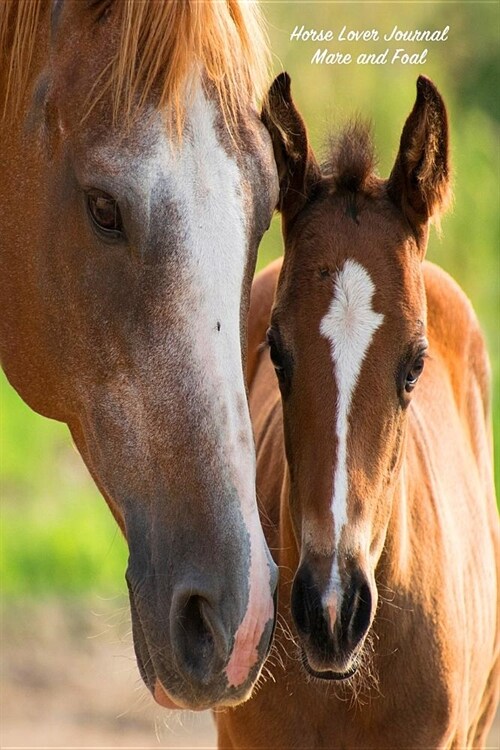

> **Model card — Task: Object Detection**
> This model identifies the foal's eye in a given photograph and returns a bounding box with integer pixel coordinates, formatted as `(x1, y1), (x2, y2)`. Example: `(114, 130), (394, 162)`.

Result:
(405, 355), (426, 393)
(266, 327), (291, 394)
(266, 328), (285, 376)
(87, 190), (124, 238)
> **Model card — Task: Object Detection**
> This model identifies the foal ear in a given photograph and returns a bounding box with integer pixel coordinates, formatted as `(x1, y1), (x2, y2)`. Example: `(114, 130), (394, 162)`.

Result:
(388, 76), (451, 235)
(261, 72), (321, 221)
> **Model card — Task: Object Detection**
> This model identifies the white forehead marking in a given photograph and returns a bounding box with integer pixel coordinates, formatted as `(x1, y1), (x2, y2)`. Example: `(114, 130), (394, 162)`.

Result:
(171, 84), (252, 474)
(320, 259), (384, 595)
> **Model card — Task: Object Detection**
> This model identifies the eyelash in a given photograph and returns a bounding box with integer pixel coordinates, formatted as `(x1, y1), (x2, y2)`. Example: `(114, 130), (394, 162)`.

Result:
(401, 348), (428, 399)
(266, 327), (292, 395)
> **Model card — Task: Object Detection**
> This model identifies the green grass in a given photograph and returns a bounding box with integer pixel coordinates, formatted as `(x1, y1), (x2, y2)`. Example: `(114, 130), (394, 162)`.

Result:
(1, 1), (498, 597)
(0, 496), (127, 596)
(1, 377), (128, 597)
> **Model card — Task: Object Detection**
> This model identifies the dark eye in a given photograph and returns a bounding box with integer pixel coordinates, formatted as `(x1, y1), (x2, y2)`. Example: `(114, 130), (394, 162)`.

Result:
(87, 190), (124, 238)
(266, 328), (284, 377)
(266, 326), (292, 393)
(405, 355), (425, 393)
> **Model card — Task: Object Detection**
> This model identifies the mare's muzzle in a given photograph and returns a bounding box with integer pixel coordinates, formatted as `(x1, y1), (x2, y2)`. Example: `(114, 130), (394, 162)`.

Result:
(126, 521), (278, 710)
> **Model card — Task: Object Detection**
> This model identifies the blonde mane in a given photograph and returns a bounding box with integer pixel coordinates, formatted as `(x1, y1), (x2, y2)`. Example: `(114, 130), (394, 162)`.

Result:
(1, 0), (270, 130)
(0, 0), (44, 117)
(111, 0), (269, 130)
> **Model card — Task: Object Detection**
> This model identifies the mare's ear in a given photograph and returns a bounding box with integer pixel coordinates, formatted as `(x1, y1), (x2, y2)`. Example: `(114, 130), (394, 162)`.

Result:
(388, 76), (451, 239)
(261, 72), (321, 221)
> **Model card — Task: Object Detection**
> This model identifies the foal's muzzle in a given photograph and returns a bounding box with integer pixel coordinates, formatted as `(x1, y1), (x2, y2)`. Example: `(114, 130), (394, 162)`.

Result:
(291, 561), (373, 679)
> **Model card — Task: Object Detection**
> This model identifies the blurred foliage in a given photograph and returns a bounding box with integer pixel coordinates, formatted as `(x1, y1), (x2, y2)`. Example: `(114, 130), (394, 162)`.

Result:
(1, 1), (498, 596)
(1, 376), (128, 596)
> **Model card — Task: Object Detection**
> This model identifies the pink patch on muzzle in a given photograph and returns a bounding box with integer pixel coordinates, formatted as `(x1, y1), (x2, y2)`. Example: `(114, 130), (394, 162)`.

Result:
(225, 558), (274, 688)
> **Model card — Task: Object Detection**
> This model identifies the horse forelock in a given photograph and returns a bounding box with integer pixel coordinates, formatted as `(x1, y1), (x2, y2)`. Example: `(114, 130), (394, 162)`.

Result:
(0, 0), (44, 117)
(112, 0), (269, 127)
(323, 120), (378, 194)
(1, 0), (270, 133)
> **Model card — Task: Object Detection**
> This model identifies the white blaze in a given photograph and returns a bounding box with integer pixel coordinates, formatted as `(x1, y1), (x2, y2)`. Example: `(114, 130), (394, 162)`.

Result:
(88, 82), (274, 685)
(174, 86), (274, 685)
(320, 259), (384, 592)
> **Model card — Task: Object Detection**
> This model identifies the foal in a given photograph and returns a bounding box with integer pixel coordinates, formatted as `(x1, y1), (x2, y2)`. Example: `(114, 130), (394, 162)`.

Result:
(218, 75), (499, 748)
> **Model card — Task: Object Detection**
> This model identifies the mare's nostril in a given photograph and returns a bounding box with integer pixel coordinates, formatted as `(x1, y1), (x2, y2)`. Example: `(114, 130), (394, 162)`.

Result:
(183, 596), (214, 665)
(173, 594), (221, 682)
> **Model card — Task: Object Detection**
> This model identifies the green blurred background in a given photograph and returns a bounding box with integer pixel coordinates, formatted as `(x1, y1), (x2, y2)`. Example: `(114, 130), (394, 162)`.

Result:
(1, 1), (498, 600)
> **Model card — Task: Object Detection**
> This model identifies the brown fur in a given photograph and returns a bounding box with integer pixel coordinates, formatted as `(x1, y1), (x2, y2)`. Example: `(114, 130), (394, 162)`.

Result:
(217, 76), (498, 748)
(0, 0), (279, 713)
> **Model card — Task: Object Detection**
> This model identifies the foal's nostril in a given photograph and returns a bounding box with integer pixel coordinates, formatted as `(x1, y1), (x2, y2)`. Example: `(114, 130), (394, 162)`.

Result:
(353, 581), (372, 640)
(291, 564), (327, 640)
(342, 578), (372, 646)
(291, 568), (312, 635)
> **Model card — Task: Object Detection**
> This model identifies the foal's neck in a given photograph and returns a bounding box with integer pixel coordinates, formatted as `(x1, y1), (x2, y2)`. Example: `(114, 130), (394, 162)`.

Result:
(375, 460), (414, 594)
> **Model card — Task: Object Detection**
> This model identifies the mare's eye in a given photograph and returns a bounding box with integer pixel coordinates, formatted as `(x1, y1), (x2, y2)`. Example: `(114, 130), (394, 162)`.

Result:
(405, 355), (425, 393)
(87, 190), (124, 238)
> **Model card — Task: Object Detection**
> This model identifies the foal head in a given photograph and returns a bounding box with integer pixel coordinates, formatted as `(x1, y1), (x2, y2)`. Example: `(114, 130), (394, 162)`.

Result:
(263, 74), (450, 679)
(0, 1), (278, 709)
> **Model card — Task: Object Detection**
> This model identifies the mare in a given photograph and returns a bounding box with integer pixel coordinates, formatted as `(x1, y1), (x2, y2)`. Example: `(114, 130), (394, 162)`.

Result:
(0, 0), (279, 711)
(218, 74), (499, 747)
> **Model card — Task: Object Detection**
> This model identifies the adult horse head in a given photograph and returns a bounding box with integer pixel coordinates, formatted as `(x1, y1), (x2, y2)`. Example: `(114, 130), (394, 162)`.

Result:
(0, 0), (278, 710)
(262, 73), (451, 679)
